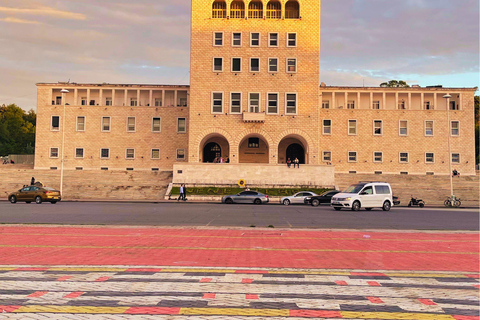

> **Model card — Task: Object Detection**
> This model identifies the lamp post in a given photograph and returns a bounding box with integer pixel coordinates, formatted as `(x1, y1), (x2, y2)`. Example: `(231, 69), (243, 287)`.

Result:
(60, 89), (69, 195)
(443, 94), (453, 201)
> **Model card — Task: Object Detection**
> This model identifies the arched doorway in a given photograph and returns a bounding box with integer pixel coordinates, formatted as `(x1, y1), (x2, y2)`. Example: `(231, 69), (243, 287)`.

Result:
(286, 143), (305, 164)
(238, 134), (269, 163)
(203, 142), (221, 163)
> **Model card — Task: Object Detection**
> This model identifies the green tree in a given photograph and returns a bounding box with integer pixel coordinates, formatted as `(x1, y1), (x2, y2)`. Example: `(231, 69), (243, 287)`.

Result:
(380, 80), (410, 88)
(0, 104), (36, 156)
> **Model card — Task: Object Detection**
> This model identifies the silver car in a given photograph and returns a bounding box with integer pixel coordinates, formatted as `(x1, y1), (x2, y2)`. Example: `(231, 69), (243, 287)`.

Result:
(222, 190), (269, 204)
(280, 191), (317, 206)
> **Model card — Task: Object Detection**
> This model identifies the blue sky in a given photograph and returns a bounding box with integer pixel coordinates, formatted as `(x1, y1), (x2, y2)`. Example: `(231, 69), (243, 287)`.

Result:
(0, 0), (478, 110)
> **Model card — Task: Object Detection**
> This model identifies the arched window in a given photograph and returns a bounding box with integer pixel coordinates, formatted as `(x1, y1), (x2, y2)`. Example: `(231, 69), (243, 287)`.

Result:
(230, 1), (245, 19)
(248, 1), (263, 19)
(285, 0), (299, 19)
(212, 0), (226, 18)
(266, 1), (281, 19)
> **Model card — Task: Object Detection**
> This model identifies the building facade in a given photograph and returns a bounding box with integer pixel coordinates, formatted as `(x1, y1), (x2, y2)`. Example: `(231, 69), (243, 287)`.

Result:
(34, 0), (477, 176)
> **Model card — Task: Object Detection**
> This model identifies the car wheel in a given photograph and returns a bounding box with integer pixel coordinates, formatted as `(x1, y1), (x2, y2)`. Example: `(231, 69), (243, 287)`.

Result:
(311, 199), (320, 207)
(254, 198), (262, 205)
(382, 201), (391, 211)
(35, 196), (42, 204)
(225, 198), (233, 204)
(283, 199), (290, 206)
(333, 207), (342, 211)
(365, 208), (373, 211)
(26, 201), (31, 204)
(419, 202), (424, 208)
(351, 201), (361, 211)
(9, 195), (16, 204)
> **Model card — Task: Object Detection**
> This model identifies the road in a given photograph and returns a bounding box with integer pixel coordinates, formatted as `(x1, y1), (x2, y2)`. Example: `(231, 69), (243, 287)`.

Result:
(0, 201), (478, 230)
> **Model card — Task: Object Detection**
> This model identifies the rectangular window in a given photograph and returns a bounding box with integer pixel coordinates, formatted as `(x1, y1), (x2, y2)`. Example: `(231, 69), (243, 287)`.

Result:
(51, 116), (60, 131)
(348, 120), (357, 135)
(126, 148), (135, 159)
(322, 151), (332, 162)
(76, 116), (85, 131)
(230, 92), (241, 114)
(102, 117), (110, 132)
(213, 32), (223, 46)
(373, 151), (382, 163)
(75, 148), (84, 159)
(176, 149), (185, 160)
(213, 57), (223, 72)
(155, 98), (162, 107)
(267, 93), (278, 114)
(268, 33), (278, 47)
(81, 97), (87, 106)
(250, 58), (260, 72)
(347, 100), (355, 109)
(89, 99), (95, 106)
(151, 149), (160, 159)
(248, 137), (259, 148)
(348, 151), (357, 162)
(425, 120), (434, 136)
(106, 97), (112, 106)
(232, 58), (241, 72)
(372, 101), (380, 109)
(424, 101), (432, 110)
(268, 58), (278, 72)
(152, 117), (161, 132)
(399, 120), (408, 136)
(130, 98), (137, 107)
(323, 119), (331, 135)
(55, 96), (62, 105)
(451, 121), (459, 136)
(177, 118), (186, 133)
(450, 101), (458, 110)
(286, 58), (296, 73)
(100, 148), (110, 159)
(232, 32), (241, 46)
(249, 93), (260, 113)
(287, 33), (296, 47)
(373, 120), (382, 135)
(322, 101), (329, 109)
(285, 93), (297, 114)
(212, 92), (223, 113)
(127, 117), (136, 132)
(250, 32), (260, 47)
(50, 147), (59, 158)
(452, 153), (460, 163)
(399, 152), (408, 163)
(425, 152), (435, 163)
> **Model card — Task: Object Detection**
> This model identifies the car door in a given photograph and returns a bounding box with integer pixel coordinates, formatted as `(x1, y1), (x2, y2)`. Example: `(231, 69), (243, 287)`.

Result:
(235, 191), (250, 203)
(359, 186), (374, 207)
(17, 187), (30, 201)
(299, 192), (314, 204)
(291, 193), (303, 204)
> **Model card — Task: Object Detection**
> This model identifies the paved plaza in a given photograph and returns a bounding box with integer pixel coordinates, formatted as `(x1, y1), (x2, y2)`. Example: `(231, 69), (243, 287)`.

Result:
(0, 225), (478, 319)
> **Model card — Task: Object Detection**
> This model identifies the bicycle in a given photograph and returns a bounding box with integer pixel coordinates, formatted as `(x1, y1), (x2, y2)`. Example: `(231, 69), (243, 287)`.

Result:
(444, 196), (461, 208)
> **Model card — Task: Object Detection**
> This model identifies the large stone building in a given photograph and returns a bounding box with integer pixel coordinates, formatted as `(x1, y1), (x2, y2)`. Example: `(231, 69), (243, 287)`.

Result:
(34, 0), (477, 181)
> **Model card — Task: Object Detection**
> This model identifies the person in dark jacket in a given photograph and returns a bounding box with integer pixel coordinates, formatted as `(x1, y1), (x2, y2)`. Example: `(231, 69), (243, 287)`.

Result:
(30, 177), (35, 186)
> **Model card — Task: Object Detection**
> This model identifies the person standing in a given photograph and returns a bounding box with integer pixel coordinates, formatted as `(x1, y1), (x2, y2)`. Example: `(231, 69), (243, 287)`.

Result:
(225, 156), (230, 163)
(30, 177), (35, 186)
(182, 184), (187, 201)
(294, 158), (299, 168)
(287, 158), (291, 168)
(178, 184), (184, 201)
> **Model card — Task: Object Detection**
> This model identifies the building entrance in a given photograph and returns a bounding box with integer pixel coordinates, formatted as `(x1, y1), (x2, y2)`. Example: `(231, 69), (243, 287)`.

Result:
(203, 142), (221, 163)
(286, 143), (305, 164)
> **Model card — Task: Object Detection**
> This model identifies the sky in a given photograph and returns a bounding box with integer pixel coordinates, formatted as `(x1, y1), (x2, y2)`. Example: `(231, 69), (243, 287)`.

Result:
(0, 0), (478, 111)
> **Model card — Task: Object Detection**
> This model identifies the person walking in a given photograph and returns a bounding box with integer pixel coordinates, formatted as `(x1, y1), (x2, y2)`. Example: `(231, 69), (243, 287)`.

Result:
(287, 158), (291, 168)
(294, 158), (299, 168)
(178, 184), (184, 201)
(30, 177), (35, 186)
(182, 184), (187, 201)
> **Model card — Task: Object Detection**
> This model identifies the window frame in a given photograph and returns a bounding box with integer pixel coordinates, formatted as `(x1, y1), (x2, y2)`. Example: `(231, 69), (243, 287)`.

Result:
(249, 57), (260, 72)
(211, 91), (224, 114)
(450, 120), (460, 136)
(425, 120), (434, 136)
(250, 32), (260, 47)
(232, 32), (242, 47)
(347, 100), (355, 109)
(266, 92), (279, 114)
(399, 120), (408, 136)
(285, 92), (297, 115)
(286, 32), (297, 47)
(231, 57), (242, 72)
(322, 100), (329, 109)
(151, 148), (160, 160)
(49, 147), (59, 159)
(373, 151), (383, 163)
(248, 92), (261, 113)
(348, 119), (357, 135)
(268, 57), (278, 73)
(101, 116), (111, 132)
(125, 148), (135, 160)
(213, 57), (223, 72)
(126, 116), (136, 132)
(452, 153), (460, 164)
(373, 120), (382, 136)
(425, 152), (435, 164)
(152, 117), (161, 132)
(372, 100), (380, 109)
(268, 32), (278, 47)
(105, 97), (112, 106)
(399, 152), (409, 163)
(322, 151), (332, 162)
(76, 116), (86, 132)
(100, 148), (110, 160)
(75, 147), (84, 159)
(348, 151), (357, 163)
(213, 31), (224, 46)
(286, 57), (297, 73)
(322, 119), (332, 135)
(51, 115), (60, 131)
(230, 92), (242, 114)
(176, 148), (186, 161)
(177, 117), (187, 133)
(130, 98), (137, 107)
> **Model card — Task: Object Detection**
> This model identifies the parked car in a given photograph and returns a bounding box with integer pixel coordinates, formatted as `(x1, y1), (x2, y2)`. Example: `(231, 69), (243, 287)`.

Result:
(331, 182), (393, 211)
(304, 190), (340, 206)
(222, 190), (269, 204)
(281, 191), (317, 206)
(9, 186), (61, 204)
(393, 196), (400, 206)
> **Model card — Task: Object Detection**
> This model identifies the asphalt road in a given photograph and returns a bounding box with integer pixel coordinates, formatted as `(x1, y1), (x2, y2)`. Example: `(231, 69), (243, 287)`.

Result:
(0, 201), (478, 230)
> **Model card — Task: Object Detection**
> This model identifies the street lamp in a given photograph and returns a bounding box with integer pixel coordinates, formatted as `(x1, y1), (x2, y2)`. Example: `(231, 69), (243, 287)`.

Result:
(443, 94), (453, 201)
(60, 89), (69, 196)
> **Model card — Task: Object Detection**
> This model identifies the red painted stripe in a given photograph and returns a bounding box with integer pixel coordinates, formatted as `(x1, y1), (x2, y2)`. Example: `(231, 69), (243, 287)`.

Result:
(246, 294), (259, 300)
(27, 291), (48, 298)
(202, 293), (216, 299)
(57, 276), (72, 281)
(14, 267), (48, 271)
(367, 296), (384, 304)
(200, 278), (212, 283)
(124, 307), (180, 315)
(465, 274), (480, 278)
(63, 292), (85, 299)
(235, 270), (268, 274)
(335, 280), (348, 286)
(367, 281), (381, 286)
(473, 284), (480, 289)
(0, 305), (21, 313)
(418, 298), (437, 305)
(351, 272), (387, 276)
(290, 310), (342, 318)
(241, 278), (253, 283)
(94, 276), (111, 282)
(125, 268), (162, 272)
(453, 316), (480, 320)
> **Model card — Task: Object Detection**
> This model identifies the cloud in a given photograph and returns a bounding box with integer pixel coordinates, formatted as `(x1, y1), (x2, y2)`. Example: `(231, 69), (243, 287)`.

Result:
(0, 5), (86, 20)
(0, 17), (41, 24)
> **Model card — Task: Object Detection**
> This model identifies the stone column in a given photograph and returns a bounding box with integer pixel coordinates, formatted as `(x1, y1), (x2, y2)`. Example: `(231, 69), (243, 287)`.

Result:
(137, 89), (140, 106)
(174, 90), (178, 107)
(459, 93), (462, 110)
(357, 92), (361, 109)
(421, 92), (424, 110)
(86, 89), (91, 106)
(382, 92), (386, 109)
(434, 93), (437, 110)
(408, 92), (411, 110)
(162, 90), (165, 107)
(99, 89), (103, 106)
(74, 89), (78, 106)
(124, 89), (128, 106)
(149, 90), (153, 107)
(370, 92), (373, 109)
(395, 92), (398, 110)
(112, 89), (116, 106)
(332, 92), (335, 109)
(344, 92), (348, 108)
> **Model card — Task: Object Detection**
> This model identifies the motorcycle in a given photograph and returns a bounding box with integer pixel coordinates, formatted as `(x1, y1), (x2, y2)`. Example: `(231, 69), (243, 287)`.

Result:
(408, 196), (425, 208)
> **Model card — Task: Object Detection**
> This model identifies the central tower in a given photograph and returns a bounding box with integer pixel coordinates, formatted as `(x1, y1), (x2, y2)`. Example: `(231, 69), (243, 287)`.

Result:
(189, 0), (321, 164)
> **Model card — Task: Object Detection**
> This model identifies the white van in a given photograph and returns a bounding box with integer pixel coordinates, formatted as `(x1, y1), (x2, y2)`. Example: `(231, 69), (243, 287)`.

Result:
(331, 182), (393, 211)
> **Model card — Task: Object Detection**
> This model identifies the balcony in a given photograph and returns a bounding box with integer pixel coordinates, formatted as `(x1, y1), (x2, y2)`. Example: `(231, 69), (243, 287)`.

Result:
(243, 112), (265, 123)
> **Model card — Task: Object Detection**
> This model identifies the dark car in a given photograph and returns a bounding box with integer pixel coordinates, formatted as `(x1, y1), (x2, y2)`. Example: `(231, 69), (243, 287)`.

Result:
(304, 190), (340, 207)
(9, 186), (61, 204)
(222, 190), (269, 204)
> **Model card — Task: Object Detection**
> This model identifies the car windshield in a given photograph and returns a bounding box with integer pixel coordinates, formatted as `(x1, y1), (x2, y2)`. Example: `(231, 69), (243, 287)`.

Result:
(343, 184), (365, 194)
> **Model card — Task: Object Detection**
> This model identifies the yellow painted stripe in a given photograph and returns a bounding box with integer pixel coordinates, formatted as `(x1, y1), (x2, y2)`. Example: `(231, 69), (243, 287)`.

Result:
(48, 267), (127, 272)
(0, 267), (16, 271)
(13, 305), (129, 314)
(179, 307), (289, 316)
(340, 311), (455, 320)
(0, 244), (475, 255)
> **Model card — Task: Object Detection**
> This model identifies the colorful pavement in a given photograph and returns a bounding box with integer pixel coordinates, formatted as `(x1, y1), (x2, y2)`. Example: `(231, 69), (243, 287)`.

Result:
(0, 225), (478, 319)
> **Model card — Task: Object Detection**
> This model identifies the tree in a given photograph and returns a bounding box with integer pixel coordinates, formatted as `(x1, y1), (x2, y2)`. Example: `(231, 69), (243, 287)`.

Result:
(380, 80), (410, 88)
(0, 104), (36, 156)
